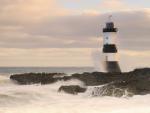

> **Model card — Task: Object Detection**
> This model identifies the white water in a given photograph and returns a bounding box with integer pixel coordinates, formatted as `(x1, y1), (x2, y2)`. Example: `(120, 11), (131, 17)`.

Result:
(0, 75), (150, 113)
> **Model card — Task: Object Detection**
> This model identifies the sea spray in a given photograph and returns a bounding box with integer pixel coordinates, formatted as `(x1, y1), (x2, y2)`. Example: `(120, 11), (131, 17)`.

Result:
(0, 77), (150, 113)
(85, 84), (133, 97)
(91, 49), (103, 72)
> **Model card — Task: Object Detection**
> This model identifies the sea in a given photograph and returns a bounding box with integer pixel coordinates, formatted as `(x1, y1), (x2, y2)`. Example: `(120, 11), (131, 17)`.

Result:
(0, 67), (150, 113)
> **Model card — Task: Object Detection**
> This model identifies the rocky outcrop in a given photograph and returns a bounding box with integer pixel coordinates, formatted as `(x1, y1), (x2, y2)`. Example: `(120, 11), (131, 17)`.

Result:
(10, 68), (150, 97)
(58, 85), (86, 94)
(89, 68), (150, 97)
(10, 73), (66, 85)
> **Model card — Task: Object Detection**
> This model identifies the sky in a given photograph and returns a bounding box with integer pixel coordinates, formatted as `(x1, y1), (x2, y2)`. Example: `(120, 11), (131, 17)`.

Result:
(0, 0), (150, 71)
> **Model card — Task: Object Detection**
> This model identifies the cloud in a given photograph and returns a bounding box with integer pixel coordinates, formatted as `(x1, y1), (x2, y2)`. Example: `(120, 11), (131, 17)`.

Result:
(0, 9), (150, 50)
(0, 48), (93, 67)
(0, 1), (150, 50)
(99, 0), (128, 12)
(0, 48), (149, 71)
(0, 1), (149, 68)
(0, 0), (69, 24)
(119, 50), (150, 71)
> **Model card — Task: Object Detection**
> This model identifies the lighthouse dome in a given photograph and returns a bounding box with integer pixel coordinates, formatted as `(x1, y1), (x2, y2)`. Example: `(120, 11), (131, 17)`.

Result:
(103, 22), (118, 32)
(106, 22), (114, 29)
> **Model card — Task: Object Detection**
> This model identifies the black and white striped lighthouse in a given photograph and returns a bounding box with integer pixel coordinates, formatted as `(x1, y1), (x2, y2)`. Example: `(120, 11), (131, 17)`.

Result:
(102, 16), (121, 73)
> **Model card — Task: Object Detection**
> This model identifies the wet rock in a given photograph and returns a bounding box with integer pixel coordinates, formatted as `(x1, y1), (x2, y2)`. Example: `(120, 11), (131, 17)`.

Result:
(10, 68), (150, 96)
(58, 85), (87, 95)
(10, 73), (66, 85)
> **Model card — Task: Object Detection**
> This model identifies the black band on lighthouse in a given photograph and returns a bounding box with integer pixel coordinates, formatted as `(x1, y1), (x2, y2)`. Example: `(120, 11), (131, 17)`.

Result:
(103, 28), (117, 32)
(105, 61), (121, 73)
(103, 44), (117, 53)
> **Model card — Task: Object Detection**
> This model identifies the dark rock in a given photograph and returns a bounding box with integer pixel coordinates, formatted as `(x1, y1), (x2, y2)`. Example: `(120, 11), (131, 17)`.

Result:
(91, 69), (150, 96)
(58, 85), (86, 95)
(10, 68), (150, 96)
(10, 73), (66, 85)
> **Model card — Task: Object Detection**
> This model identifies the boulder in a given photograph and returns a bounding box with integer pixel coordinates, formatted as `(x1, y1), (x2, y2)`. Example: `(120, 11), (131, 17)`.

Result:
(58, 85), (86, 95)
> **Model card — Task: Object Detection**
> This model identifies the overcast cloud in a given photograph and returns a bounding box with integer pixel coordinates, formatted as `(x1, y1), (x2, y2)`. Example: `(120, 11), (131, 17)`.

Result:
(0, 0), (149, 69)
(0, 9), (150, 50)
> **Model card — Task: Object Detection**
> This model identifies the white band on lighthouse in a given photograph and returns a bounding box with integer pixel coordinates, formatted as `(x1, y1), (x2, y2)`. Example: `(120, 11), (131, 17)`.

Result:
(103, 32), (117, 45)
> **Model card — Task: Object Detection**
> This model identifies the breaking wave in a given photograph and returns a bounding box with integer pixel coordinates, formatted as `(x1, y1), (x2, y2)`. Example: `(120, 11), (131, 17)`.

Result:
(0, 75), (150, 113)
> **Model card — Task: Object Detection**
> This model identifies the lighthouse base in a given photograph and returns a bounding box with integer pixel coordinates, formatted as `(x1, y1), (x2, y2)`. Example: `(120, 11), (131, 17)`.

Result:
(104, 61), (121, 73)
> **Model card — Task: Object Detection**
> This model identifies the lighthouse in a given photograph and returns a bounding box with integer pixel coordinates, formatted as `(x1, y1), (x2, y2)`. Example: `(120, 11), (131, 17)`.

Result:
(102, 16), (121, 73)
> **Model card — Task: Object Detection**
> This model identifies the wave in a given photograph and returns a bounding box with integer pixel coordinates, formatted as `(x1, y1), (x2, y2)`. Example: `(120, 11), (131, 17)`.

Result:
(0, 75), (15, 86)
(0, 78), (150, 113)
(0, 67), (150, 113)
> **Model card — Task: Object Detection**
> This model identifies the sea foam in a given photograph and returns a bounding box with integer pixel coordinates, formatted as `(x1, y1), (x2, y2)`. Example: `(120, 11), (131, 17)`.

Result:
(0, 77), (150, 113)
